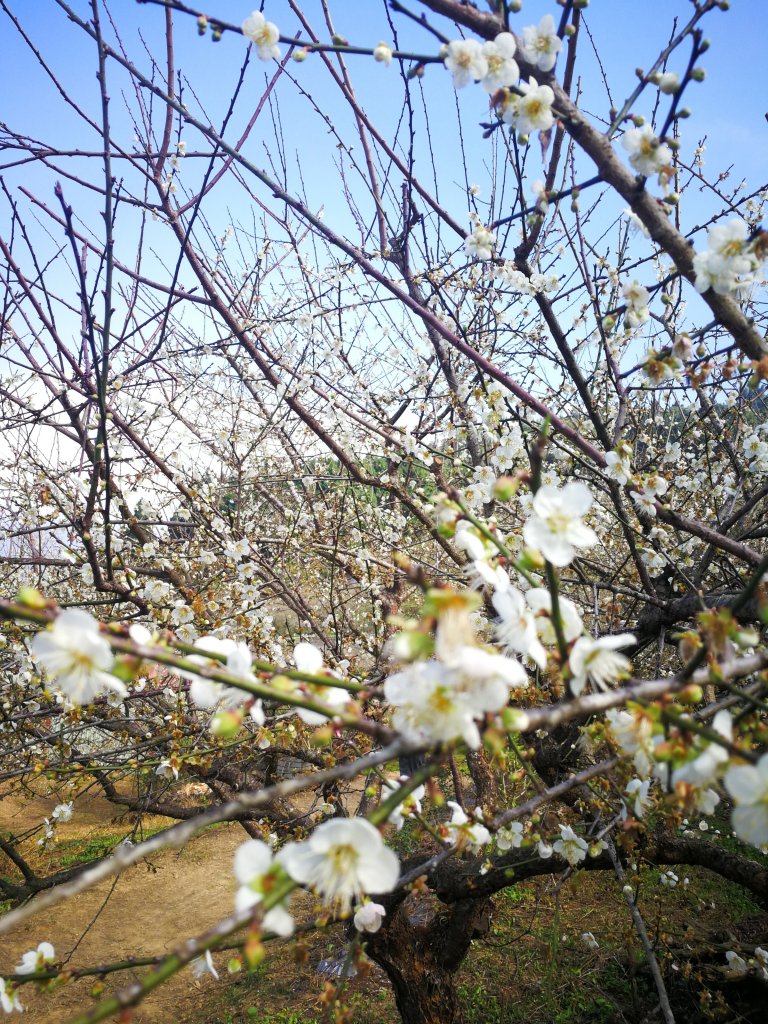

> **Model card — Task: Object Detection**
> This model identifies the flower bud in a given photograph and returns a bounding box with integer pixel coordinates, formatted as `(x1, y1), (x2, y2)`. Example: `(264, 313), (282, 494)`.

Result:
(519, 546), (546, 571)
(678, 684), (703, 705)
(293, 48), (308, 62)
(502, 707), (531, 733)
(18, 586), (46, 608)
(691, 67), (706, 81)
(373, 42), (393, 66)
(493, 475), (520, 501)
(210, 709), (244, 738)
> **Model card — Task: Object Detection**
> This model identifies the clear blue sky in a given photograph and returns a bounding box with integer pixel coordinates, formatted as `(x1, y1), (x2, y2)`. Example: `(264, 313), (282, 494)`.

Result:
(1, 1), (765, 318)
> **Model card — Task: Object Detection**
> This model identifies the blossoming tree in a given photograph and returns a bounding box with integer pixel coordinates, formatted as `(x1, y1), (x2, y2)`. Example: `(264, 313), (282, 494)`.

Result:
(1, 1), (768, 1022)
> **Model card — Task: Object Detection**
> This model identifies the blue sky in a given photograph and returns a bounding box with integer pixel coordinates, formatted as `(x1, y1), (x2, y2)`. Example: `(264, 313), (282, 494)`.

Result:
(3, 1), (765, 218)
(1, 0), (766, 347)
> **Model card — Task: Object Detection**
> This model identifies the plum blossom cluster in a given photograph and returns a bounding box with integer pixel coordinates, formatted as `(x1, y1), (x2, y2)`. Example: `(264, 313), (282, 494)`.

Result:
(0, 943), (57, 1014)
(724, 946), (768, 980)
(622, 280), (650, 330)
(443, 32), (519, 91)
(606, 704), (768, 851)
(441, 14), (563, 90)
(384, 600), (528, 750)
(742, 429), (768, 475)
(693, 218), (762, 297)
(441, 16), (560, 140)
(499, 265), (559, 295)
(629, 473), (669, 518)
(444, 802), (491, 853)
(27, 607), (353, 748)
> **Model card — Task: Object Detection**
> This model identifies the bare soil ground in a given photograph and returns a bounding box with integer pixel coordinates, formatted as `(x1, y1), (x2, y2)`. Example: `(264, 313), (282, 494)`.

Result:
(3, 786), (768, 1024)
(1, 785), (247, 1023)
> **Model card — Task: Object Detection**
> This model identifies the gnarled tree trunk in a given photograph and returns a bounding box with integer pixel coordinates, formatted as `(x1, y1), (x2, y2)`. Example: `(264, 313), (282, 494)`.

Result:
(366, 893), (491, 1024)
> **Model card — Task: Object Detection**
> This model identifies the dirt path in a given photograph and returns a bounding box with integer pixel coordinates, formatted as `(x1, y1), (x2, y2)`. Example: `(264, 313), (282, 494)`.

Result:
(1, 789), (253, 1023)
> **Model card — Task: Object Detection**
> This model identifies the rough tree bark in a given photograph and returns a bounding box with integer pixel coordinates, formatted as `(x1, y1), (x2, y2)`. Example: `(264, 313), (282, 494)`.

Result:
(366, 892), (492, 1024)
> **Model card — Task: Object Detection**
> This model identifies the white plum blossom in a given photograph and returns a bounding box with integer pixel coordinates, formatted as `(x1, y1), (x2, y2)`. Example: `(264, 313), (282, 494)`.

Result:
(234, 839), (295, 936)
(444, 38), (488, 88)
(31, 608), (126, 706)
(52, 801), (73, 822)
(445, 802), (491, 854)
(503, 78), (555, 136)
(625, 778), (652, 819)
(520, 14), (563, 72)
(693, 219), (758, 296)
(155, 759), (179, 780)
(464, 221), (496, 261)
(454, 520), (491, 561)
(386, 661), (480, 748)
(538, 838), (554, 859)
(523, 482), (598, 566)
(354, 901), (386, 933)
(622, 280), (650, 329)
(381, 778), (425, 830)
(723, 751), (768, 850)
(581, 932), (600, 950)
(553, 824), (588, 866)
(493, 586), (547, 670)
(468, 559), (511, 593)
(496, 820), (524, 851)
(605, 708), (656, 777)
(241, 11), (281, 61)
(191, 950), (219, 981)
(182, 636), (256, 711)
(568, 633), (636, 696)
(385, 637), (526, 750)
(279, 818), (399, 914)
(606, 445), (633, 485)
(725, 951), (749, 975)
(630, 474), (668, 518)
(292, 642), (350, 725)
(670, 710), (733, 790)
(526, 588), (584, 646)
(373, 42), (393, 66)
(0, 978), (22, 1014)
(16, 941), (56, 975)
(480, 33), (519, 92)
(621, 124), (673, 177)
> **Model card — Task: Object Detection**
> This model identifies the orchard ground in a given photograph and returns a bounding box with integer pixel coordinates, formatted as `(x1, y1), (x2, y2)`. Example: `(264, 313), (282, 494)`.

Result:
(2, 775), (766, 1024)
